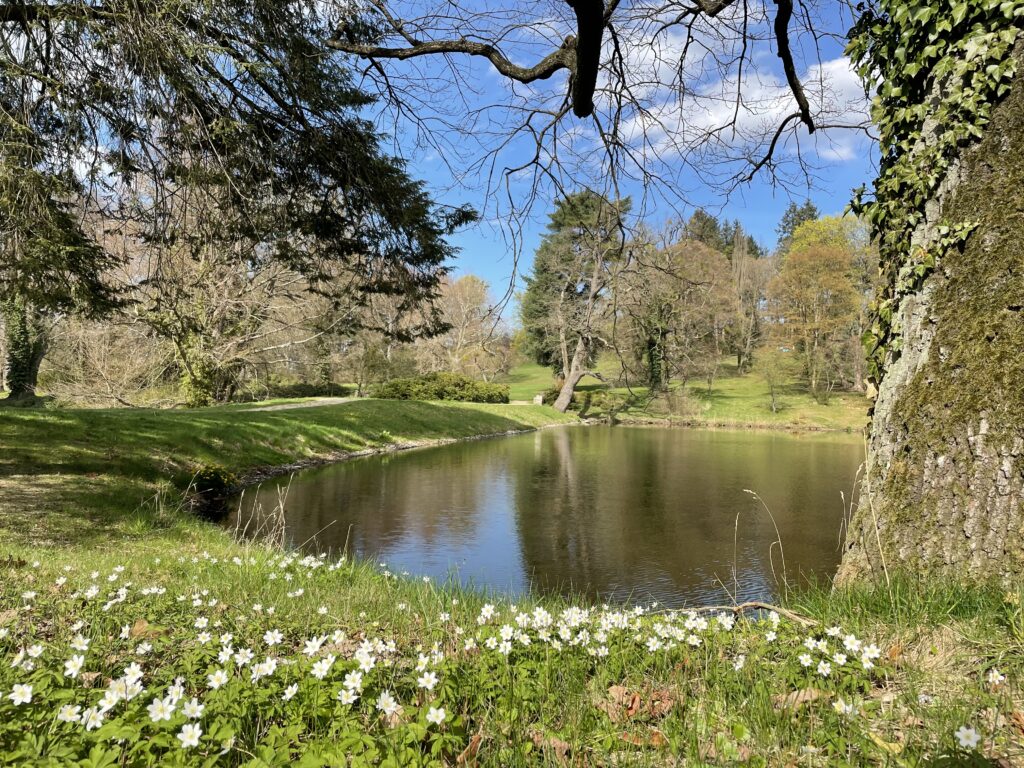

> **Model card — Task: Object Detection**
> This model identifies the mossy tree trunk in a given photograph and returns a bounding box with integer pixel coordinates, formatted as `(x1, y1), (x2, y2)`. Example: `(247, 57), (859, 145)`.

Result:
(838, 47), (1024, 581)
(1, 298), (48, 400)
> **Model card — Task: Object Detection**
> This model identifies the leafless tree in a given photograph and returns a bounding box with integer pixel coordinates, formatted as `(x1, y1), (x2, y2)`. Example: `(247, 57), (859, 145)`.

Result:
(614, 235), (737, 393)
(329, 0), (871, 283)
(40, 319), (177, 407)
(416, 275), (512, 381)
(728, 225), (774, 372)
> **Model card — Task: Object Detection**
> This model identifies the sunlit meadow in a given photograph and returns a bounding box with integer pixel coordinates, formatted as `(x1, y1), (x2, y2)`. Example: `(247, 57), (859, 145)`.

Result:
(2, 544), (1022, 766)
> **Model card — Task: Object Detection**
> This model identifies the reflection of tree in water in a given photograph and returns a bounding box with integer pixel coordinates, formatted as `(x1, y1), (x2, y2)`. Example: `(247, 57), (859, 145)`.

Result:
(236, 444), (505, 555)
(232, 428), (860, 606)
(512, 428), (858, 605)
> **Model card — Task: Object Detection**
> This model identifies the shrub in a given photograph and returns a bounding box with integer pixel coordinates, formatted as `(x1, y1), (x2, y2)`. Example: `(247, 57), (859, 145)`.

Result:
(236, 378), (355, 402)
(189, 464), (238, 521)
(265, 381), (354, 399)
(192, 464), (238, 497)
(542, 386), (578, 408)
(372, 372), (509, 403)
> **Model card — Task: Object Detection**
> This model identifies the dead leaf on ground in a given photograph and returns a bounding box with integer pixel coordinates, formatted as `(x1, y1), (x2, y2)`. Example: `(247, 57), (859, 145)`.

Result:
(596, 699), (622, 723)
(80, 672), (100, 688)
(1010, 710), (1024, 736)
(0, 609), (16, 624)
(323, 638), (357, 656)
(604, 751), (683, 767)
(597, 685), (676, 723)
(528, 729), (571, 763)
(626, 694), (641, 717)
(773, 688), (830, 711)
(129, 618), (165, 639)
(619, 728), (669, 749)
(703, 742), (754, 763)
(647, 690), (675, 718)
(607, 685), (630, 706)
(456, 731), (483, 767)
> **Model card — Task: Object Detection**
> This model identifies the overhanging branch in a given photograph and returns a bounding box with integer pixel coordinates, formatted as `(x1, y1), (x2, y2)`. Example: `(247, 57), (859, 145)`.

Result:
(328, 0), (620, 118)
(772, 0), (815, 133)
(326, 35), (575, 88)
(0, 2), (104, 24)
(565, 0), (605, 117)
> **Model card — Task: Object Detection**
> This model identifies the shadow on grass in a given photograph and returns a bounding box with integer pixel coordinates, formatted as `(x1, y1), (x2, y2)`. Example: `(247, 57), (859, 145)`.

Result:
(0, 400), (555, 548)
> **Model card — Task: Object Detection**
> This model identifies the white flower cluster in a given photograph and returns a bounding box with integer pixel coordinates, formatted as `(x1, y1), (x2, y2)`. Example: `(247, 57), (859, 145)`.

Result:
(797, 626), (881, 677)
(2, 554), (904, 762)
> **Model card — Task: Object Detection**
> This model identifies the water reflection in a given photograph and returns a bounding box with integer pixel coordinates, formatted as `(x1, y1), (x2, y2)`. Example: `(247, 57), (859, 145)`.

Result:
(229, 426), (862, 607)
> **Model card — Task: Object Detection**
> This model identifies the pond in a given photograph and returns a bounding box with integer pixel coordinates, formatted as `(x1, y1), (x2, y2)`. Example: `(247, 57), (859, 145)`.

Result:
(229, 426), (863, 607)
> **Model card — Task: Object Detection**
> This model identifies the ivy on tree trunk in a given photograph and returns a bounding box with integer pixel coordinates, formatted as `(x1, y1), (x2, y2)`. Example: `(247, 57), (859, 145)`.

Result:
(2, 298), (47, 400)
(840, 15), (1024, 581)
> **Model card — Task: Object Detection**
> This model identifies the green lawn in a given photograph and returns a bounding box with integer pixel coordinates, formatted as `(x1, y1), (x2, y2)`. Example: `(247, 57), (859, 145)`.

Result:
(498, 363), (603, 402)
(620, 368), (868, 431)
(0, 396), (1018, 765)
(0, 399), (576, 549)
(499, 359), (868, 431)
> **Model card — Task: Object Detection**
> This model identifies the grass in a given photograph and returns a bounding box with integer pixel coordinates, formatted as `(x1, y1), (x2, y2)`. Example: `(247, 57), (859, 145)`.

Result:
(1, 539), (1022, 765)
(499, 363), (602, 402)
(498, 358), (868, 431)
(0, 399), (576, 549)
(0, 396), (1018, 765)
(614, 371), (867, 431)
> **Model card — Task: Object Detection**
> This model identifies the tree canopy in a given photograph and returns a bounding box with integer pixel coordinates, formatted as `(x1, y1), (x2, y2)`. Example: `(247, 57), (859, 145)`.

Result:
(0, 0), (473, 317)
(520, 190), (628, 375)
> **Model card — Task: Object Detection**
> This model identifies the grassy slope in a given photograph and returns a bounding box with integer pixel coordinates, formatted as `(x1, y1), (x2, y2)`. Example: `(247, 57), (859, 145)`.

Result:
(498, 359), (868, 431)
(0, 400), (576, 549)
(0, 399), (1019, 764)
(1, 535), (1020, 764)
(620, 374), (868, 431)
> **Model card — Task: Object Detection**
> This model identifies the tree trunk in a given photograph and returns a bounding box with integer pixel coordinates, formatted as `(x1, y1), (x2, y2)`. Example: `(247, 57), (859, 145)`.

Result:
(646, 331), (666, 392)
(850, 337), (865, 393)
(2, 299), (48, 400)
(553, 336), (589, 413)
(838, 47), (1024, 582)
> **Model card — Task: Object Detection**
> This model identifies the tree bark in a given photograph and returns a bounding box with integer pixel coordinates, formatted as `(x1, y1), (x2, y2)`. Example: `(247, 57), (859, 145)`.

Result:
(553, 336), (589, 412)
(838, 47), (1024, 582)
(2, 299), (48, 400)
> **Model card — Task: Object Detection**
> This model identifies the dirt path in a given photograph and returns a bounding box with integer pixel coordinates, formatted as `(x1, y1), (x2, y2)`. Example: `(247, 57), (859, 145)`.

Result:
(243, 397), (355, 411)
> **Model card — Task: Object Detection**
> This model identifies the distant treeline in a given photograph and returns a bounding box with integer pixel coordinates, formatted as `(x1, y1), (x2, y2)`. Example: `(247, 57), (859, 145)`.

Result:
(518, 193), (877, 411)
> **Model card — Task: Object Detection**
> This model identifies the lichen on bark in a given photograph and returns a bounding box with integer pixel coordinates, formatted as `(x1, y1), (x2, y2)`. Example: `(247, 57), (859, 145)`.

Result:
(839, 46), (1024, 581)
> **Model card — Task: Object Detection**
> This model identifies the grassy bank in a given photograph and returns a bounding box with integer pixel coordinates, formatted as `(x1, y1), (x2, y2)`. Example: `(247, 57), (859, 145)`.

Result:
(1, 539), (1021, 766)
(1, 400), (1019, 765)
(0, 399), (576, 549)
(499, 360), (868, 432)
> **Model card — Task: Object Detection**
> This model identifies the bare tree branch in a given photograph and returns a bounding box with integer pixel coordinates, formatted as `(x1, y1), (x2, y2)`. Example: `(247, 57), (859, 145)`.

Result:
(327, 31), (576, 91)
(772, 0), (814, 132)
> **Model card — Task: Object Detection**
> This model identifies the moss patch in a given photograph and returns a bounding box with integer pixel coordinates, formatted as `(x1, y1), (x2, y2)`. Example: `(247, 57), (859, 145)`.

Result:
(876, 47), (1024, 570)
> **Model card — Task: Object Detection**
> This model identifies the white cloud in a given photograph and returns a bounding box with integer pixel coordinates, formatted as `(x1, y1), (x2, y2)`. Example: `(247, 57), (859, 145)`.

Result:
(606, 52), (870, 172)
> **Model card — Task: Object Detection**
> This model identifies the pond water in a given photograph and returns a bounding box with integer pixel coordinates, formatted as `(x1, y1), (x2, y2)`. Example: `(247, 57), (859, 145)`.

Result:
(229, 426), (863, 607)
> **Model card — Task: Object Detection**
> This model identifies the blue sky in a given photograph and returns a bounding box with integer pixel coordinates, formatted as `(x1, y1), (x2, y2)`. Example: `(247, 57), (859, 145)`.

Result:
(374, 2), (877, 303)
(432, 152), (876, 291)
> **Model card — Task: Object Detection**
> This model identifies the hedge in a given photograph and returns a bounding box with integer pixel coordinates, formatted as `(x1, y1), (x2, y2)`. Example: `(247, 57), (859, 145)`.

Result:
(372, 372), (509, 403)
